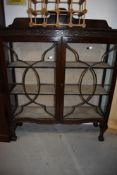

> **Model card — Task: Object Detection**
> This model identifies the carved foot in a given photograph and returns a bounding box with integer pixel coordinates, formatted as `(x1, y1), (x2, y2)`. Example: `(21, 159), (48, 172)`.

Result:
(10, 133), (17, 141)
(98, 122), (108, 142)
(98, 135), (104, 142)
(93, 122), (99, 127)
(16, 122), (23, 127)
(10, 121), (17, 141)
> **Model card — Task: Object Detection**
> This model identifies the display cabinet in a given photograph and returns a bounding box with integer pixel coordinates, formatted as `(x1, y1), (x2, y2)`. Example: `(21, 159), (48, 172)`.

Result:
(0, 18), (117, 142)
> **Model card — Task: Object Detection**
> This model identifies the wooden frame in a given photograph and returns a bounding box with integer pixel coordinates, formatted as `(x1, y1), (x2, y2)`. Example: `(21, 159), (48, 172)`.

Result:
(0, 18), (117, 142)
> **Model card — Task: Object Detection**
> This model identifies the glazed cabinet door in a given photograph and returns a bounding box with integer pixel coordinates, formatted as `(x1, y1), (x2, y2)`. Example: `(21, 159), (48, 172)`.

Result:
(63, 41), (117, 127)
(4, 40), (59, 124)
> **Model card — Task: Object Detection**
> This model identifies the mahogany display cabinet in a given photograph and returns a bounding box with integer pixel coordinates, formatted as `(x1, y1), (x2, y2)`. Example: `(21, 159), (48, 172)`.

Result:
(0, 18), (117, 142)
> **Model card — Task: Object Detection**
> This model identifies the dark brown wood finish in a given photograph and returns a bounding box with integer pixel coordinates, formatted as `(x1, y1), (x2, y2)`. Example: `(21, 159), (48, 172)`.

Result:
(104, 50), (117, 122)
(0, 3), (10, 141)
(0, 1), (5, 26)
(0, 18), (117, 141)
(0, 41), (11, 142)
(55, 37), (66, 122)
(0, 91), (10, 142)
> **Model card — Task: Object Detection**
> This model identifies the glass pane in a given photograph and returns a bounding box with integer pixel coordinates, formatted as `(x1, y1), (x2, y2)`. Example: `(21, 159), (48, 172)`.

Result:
(5, 42), (56, 121)
(64, 43), (116, 120)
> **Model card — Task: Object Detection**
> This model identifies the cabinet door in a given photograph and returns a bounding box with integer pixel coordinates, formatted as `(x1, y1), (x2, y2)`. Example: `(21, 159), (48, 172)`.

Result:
(5, 41), (57, 123)
(63, 42), (117, 124)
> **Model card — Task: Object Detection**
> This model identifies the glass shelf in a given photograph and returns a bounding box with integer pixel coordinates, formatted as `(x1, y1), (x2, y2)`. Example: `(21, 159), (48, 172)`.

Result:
(10, 83), (109, 95)
(14, 106), (55, 120)
(64, 106), (103, 119)
(7, 61), (112, 69)
(7, 61), (56, 68)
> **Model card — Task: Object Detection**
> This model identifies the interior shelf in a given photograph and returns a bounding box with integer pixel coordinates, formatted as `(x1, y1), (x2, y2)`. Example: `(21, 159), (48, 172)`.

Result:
(14, 106), (103, 120)
(14, 106), (55, 119)
(7, 61), (112, 69)
(64, 84), (109, 95)
(10, 84), (56, 95)
(7, 61), (56, 68)
(66, 62), (111, 68)
(64, 106), (103, 119)
(10, 84), (109, 95)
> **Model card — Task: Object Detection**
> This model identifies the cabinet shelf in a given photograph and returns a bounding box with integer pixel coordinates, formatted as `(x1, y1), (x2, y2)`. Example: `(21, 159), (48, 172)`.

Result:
(7, 61), (112, 69)
(14, 106), (55, 120)
(14, 106), (103, 121)
(7, 61), (56, 68)
(10, 84), (56, 95)
(10, 84), (109, 95)
(65, 62), (112, 69)
(64, 106), (103, 120)
(64, 84), (109, 95)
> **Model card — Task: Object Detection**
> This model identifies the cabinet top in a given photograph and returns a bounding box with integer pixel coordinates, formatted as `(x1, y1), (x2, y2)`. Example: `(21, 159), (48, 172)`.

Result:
(0, 18), (117, 43)
(8, 18), (111, 30)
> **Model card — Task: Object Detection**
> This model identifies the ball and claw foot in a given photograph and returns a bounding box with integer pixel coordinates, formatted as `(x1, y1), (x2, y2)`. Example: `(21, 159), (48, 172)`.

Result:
(98, 124), (107, 141)
(10, 134), (17, 141)
(16, 122), (23, 127)
(93, 122), (99, 127)
(98, 135), (104, 142)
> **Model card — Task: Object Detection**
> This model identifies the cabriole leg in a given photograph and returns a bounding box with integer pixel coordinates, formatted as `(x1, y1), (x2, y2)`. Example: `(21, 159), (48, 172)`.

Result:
(98, 122), (108, 141)
(10, 121), (17, 141)
(93, 122), (99, 127)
